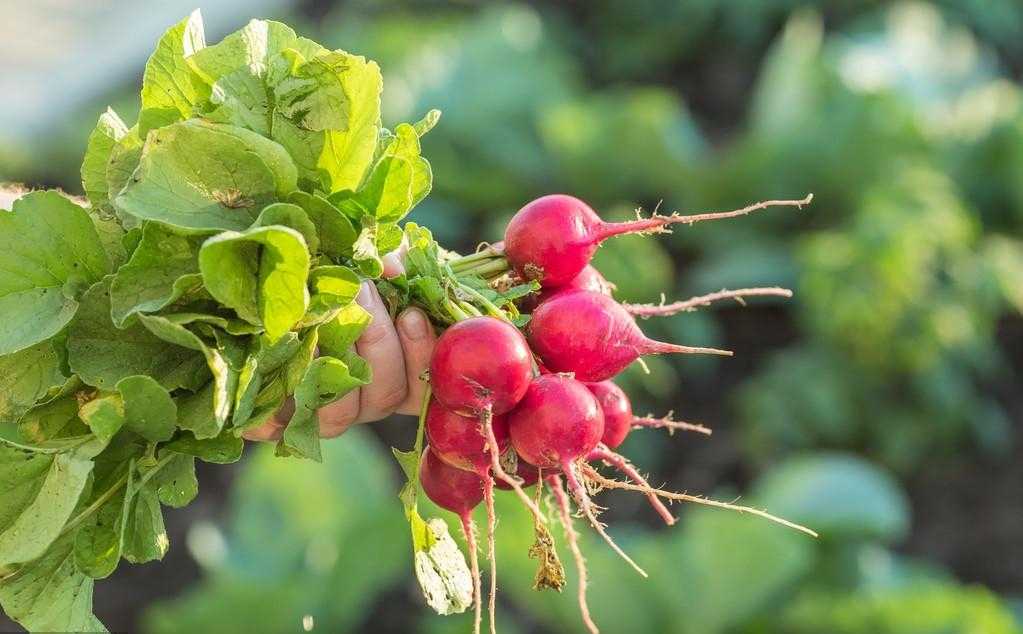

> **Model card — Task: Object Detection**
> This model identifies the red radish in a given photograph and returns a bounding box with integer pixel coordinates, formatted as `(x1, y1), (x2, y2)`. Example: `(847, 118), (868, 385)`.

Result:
(585, 380), (711, 449)
(508, 375), (605, 471)
(429, 316), (547, 536)
(494, 459), (539, 490)
(419, 448), (485, 633)
(522, 264), (614, 311)
(430, 316), (533, 417)
(426, 398), (509, 476)
(528, 290), (732, 382)
(508, 374), (645, 576)
(504, 194), (813, 286)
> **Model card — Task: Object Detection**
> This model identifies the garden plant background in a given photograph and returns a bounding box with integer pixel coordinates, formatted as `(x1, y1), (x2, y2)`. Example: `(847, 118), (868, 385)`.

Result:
(1, 0), (1022, 632)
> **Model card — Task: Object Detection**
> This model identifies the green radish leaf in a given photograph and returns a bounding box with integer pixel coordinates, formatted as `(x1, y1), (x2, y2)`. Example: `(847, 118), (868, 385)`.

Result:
(230, 333), (301, 430)
(137, 107), (183, 138)
(152, 313), (262, 337)
(198, 225), (310, 341)
(288, 191), (357, 258)
(0, 340), (67, 425)
(114, 120), (298, 231)
(186, 19), (302, 83)
(0, 192), (110, 356)
(280, 353), (371, 461)
(121, 477), (168, 564)
(81, 108), (129, 213)
(68, 278), (208, 392)
(0, 534), (106, 633)
(78, 395), (126, 444)
(0, 439), (95, 567)
(165, 430), (244, 465)
(141, 9), (207, 117)
(254, 202), (320, 254)
(270, 51), (382, 193)
(318, 303), (372, 357)
(150, 453), (198, 508)
(173, 383), (220, 440)
(299, 265), (362, 328)
(74, 464), (133, 579)
(116, 376), (177, 443)
(19, 397), (90, 444)
(109, 223), (204, 327)
(376, 123), (432, 217)
(105, 126), (143, 210)
(137, 314), (235, 430)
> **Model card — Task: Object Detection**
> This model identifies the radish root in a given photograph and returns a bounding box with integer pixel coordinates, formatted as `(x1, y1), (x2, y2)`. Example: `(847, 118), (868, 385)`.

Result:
(632, 412), (712, 436)
(550, 475), (599, 634)
(589, 446), (675, 526)
(483, 478), (498, 634)
(460, 516), (482, 634)
(624, 287), (793, 318)
(580, 464), (818, 538)
(563, 461), (648, 578)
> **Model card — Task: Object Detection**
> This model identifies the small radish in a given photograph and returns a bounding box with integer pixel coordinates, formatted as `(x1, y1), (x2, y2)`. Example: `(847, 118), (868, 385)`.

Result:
(426, 398), (509, 476)
(522, 264), (614, 311)
(419, 447), (486, 633)
(508, 374), (605, 471)
(504, 194), (813, 286)
(528, 290), (732, 382)
(430, 316), (533, 417)
(429, 316), (547, 538)
(508, 374), (645, 576)
(585, 380), (710, 449)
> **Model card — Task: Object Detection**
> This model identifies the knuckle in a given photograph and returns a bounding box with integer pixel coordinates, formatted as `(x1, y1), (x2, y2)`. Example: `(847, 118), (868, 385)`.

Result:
(359, 321), (393, 348)
(368, 383), (408, 415)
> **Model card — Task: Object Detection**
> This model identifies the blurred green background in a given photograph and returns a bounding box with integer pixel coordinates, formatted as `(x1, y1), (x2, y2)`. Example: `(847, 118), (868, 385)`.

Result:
(2, 1), (1022, 632)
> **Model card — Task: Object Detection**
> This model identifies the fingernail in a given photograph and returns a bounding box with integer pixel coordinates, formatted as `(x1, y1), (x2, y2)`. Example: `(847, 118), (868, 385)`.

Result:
(357, 281), (377, 305)
(398, 308), (430, 341)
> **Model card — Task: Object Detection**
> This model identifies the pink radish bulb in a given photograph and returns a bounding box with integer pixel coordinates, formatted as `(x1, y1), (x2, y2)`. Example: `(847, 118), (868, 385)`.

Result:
(584, 381), (633, 449)
(522, 264), (614, 312)
(430, 316), (533, 416)
(505, 193), (814, 286)
(494, 459), (539, 490)
(508, 374), (605, 470)
(426, 398), (510, 476)
(420, 447), (485, 515)
(528, 290), (733, 382)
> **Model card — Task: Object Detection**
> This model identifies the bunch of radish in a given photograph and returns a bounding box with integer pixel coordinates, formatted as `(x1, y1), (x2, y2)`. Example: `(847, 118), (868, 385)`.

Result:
(418, 193), (816, 634)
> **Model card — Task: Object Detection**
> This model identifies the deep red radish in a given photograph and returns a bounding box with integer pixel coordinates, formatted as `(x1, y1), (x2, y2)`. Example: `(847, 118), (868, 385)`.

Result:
(522, 265), (614, 312)
(504, 193), (813, 286)
(419, 447), (485, 632)
(508, 375), (646, 576)
(528, 290), (733, 382)
(430, 316), (533, 417)
(426, 398), (509, 476)
(508, 375), (605, 470)
(584, 381), (633, 449)
(494, 459), (539, 490)
(420, 446), (484, 517)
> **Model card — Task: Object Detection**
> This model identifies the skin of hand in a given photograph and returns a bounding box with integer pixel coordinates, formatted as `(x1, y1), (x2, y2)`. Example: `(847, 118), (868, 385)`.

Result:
(243, 241), (436, 441)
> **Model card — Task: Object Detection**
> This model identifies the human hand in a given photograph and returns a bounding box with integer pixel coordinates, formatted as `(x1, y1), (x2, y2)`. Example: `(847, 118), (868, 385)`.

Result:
(243, 244), (437, 441)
